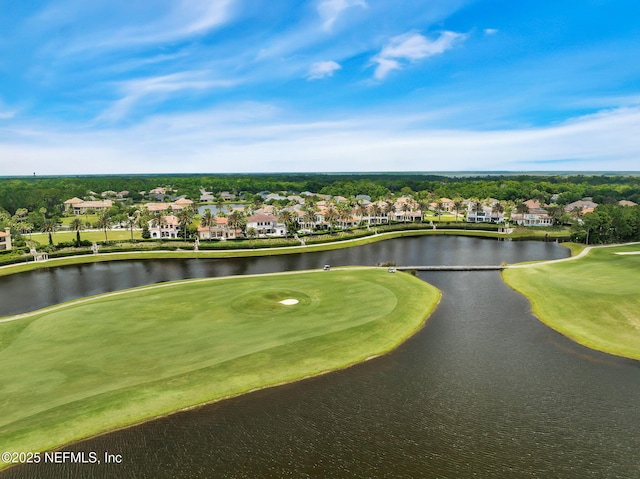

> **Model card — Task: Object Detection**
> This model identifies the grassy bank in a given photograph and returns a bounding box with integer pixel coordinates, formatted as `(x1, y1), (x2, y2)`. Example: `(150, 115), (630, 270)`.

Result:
(0, 268), (440, 467)
(502, 244), (640, 360)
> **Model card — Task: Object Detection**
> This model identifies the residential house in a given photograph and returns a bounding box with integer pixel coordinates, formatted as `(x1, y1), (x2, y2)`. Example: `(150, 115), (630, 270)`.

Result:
(565, 199), (598, 214)
(0, 228), (12, 251)
(197, 217), (238, 240)
(467, 204), (504, 223)
(440, 198), (454, 212)
(219, 191), (236, 201)
(199, 188), (214, 202)
(148, 215), (181, 238)
(64, 197), (113, 215)
(246, 213), (287, 237)
(510, 207), (553, 226)
(145, 198), (194, 213)
(619, 200), (637, 207)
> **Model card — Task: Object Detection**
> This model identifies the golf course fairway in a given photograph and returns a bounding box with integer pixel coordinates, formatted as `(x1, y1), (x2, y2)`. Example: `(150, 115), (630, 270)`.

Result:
(503, 244), (640, 361)
(0, 268), (440, 466)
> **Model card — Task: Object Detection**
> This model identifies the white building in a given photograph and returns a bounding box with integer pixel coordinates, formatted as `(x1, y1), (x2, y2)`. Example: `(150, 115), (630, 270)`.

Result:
(148, 215), (181, 238)
(246, 214), (287, 237)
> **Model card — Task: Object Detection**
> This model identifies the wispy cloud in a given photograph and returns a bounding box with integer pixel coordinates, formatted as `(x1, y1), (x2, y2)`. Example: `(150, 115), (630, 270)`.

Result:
(317, 0), (367, 31)
(34, 0), (236, 56)
(307, 61), (342, 80)
(484, 28), (498, 35)
(372, 31), (466, 80)
(4, 105), (640, 175)
(97, 72), (236, 122)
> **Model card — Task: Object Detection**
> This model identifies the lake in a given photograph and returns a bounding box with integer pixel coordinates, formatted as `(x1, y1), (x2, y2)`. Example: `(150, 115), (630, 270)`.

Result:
(2, 237), (639, 478)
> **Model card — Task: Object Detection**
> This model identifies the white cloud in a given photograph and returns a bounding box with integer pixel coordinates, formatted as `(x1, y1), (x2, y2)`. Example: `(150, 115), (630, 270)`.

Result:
(317, 0), (367, 31)
(3, 105), (640, 175)
(0, 108), (17, 120)
(35, 0), (236, 56)
(372, 31), (466, 80)
(96, 72), (236, 122)
(307, 61), (342, 80)
(484, 28), (498, 35)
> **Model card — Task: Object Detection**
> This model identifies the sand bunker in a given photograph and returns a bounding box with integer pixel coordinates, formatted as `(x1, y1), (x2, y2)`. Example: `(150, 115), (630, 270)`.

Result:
(279, 299), (299, 305)
(615, 252), (640, 255)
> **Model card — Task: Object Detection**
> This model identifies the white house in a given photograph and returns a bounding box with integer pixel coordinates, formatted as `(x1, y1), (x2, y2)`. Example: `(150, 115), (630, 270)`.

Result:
(467, 204), (504, 223)
(148, 215), (181, 238)
(510, 208), (553, 226)
(246, 214), (287, 237)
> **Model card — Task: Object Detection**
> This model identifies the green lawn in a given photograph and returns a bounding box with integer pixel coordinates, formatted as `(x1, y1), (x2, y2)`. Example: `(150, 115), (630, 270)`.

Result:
(0, 268), (440, 464)
(503, 244), (640, 360)
(30, 229), (142, 244)
(59, 214), (99, 226)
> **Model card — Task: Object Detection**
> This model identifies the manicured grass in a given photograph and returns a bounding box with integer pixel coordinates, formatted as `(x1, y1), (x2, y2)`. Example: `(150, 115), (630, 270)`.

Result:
(59, 214), (99, 226)
(30, 229), (142, 244)
(0, 268), (440, 465)
(503, 244), (640, 360)
(558, 241), (587, 257)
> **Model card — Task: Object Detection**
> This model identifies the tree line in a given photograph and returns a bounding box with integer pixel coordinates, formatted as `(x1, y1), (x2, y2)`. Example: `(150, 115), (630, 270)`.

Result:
(2, 173), (640, 216)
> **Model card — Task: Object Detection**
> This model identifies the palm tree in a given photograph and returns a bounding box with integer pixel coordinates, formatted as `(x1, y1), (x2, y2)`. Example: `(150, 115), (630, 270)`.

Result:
(97, 212), (111, 242)
(453, 199), (464, 222)
(339, 209), (352, 229)
(385, 201), (396, 224)
(492, 202), (505, 222)
(303, 209), (316, 231)
(69, 217), (83, 246)
(228, 210), (245, 237)
(200, 208), (215, 240)
(401, 202), (411, 223)
(126, 215), (138, 241)
(325, 207), (339, 232)
(278, 210), (294, 238)
(41, 219), (56, 246)
(178, 209), (193, 240)
(371, 203), (382, 225)
(356, 203), (367, 225)
(515, 202), (530, 215)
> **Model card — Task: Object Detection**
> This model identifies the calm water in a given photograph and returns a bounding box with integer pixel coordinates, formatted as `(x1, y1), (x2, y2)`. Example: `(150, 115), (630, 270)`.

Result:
(2, 237), (639, 478)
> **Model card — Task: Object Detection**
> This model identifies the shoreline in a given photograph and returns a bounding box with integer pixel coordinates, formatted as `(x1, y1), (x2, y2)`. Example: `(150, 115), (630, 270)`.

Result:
(0, 268), (440, 472)
(502, 242), (640, 362)
(0, 228), (568, 277)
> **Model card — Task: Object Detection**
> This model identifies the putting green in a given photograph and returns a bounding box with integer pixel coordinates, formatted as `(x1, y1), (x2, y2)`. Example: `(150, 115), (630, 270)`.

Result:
(503, 244), (640, 360)
(0, 268), (439, 464)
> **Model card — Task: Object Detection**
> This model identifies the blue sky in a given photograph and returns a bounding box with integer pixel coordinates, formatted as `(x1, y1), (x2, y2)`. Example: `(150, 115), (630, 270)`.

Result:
(1, 0), (640, 174)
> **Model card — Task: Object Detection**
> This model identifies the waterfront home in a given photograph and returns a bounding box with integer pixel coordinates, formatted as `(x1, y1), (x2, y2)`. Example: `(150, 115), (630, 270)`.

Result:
(148, 215), (181, 238)
(197, 217), (238, 240)
(467, 204), (504, 223)
(0, 228), (12, 251)
(246, 213), (287, 237)
(64, 197), (113, 215)
(145, 198), (194, 213)
(219, 191), (236, 201)
(510, 207), (553, 226)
